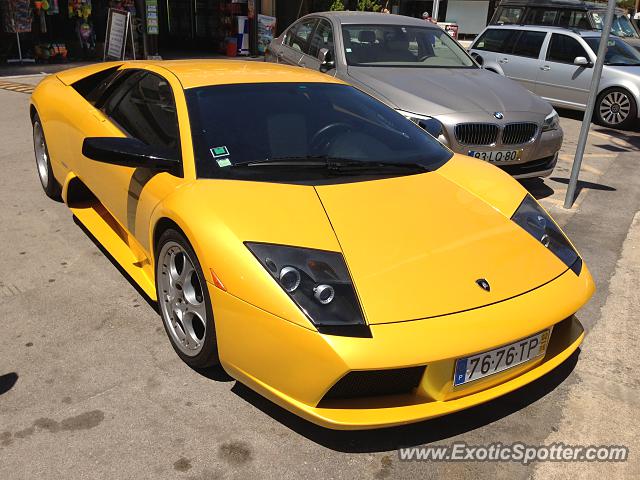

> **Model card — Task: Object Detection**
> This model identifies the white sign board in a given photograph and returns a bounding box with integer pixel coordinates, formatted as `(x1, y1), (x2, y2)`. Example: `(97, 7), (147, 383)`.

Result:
(105, 10), (130, 60)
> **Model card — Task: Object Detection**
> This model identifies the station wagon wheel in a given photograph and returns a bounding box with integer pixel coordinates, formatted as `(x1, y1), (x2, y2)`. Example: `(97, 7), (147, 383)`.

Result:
(32, 113), (62, 200)
(156, 229), (219, 368)
(595, 88), (637, 130)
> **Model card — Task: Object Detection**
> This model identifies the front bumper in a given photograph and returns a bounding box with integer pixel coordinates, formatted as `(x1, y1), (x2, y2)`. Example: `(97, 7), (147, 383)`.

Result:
(211, 264), (593, 430)
(438, 116), (563, 179)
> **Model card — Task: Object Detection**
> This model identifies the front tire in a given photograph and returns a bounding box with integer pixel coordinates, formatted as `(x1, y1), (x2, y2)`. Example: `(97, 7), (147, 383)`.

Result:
(32, 114), (62, 200)
(595, 88), (637, 130)
(155, 228), (220, 368)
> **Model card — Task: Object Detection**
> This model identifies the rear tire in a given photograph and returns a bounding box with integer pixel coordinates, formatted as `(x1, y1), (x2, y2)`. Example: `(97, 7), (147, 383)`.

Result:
(32, 113), (62, 200)
(595, 88), (637, 130)
(155, 228), (220, 368)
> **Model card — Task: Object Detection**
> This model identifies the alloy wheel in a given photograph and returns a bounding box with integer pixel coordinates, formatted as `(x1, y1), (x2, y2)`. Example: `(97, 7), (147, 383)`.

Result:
(157, 241), (207, 356)
(599, 91), (631, 126)
(33, 121), (49, 188)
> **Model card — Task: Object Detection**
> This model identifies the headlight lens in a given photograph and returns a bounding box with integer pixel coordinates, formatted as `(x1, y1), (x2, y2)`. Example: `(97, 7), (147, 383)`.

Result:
(542, 109), (560, 132)
(511, 195), (581, 275)
(245, 242), (369, 335)
(396, 109), (447, 143)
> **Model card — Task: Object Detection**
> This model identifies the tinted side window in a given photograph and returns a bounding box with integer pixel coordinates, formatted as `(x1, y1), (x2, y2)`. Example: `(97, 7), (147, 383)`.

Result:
(308, 19), (334, 58)
(557, 10), (590, 29)
(473, 29), (518, 53)
(524, 8), (559, 26)
(107, 73), (180, 154)
(512, 31), (547, 58)
(72, 66), (121, 103)
(495, 7), (524, 24)
(547, 34), (588, 63)
(285, 19), (317, 53)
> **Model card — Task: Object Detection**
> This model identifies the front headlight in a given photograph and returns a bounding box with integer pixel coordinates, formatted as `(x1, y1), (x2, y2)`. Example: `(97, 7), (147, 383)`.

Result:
(511, 195), (581, 275)
(245, 242), (369, 336)
(542, 109), (560, 132)
(396, 109), (447, 144)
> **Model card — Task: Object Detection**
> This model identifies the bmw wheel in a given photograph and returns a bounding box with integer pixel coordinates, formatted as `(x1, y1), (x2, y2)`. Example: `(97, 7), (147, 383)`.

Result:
(156, 228), (220, 368)
(33, 113), (62, 200)
(595, 88), (637, 130)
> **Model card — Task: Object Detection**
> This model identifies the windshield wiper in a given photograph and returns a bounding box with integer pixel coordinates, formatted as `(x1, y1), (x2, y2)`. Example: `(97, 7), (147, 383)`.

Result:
(231, 156), (430, 174)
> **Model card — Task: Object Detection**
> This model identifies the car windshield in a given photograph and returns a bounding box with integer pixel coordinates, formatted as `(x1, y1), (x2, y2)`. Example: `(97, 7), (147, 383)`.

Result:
(341, 24), (475, 68)
(186, 83), (452, 182)
(584, 36), (640, 66)
(592, 12), (639, 38)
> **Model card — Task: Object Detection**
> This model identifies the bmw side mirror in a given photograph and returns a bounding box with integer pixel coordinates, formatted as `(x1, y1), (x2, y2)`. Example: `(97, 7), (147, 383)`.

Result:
(419, 118), (443, 139)
(82, 137), (181, 172)
(318, 47), (335, 72)
(574, 56), (591, 67)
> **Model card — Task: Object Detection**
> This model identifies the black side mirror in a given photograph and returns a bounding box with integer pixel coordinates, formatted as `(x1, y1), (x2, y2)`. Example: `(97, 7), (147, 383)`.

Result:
(318, 47), (335, 72)
(418, 118), (443, 139)
(82, 137), (180, 172)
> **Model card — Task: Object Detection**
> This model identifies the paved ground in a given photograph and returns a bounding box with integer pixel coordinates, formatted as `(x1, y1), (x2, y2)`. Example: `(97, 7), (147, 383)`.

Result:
(0, 72), (639, 480)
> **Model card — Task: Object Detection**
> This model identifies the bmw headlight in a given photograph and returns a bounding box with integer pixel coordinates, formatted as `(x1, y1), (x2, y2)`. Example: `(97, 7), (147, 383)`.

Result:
(511, 195), (581, 275)
(542, 109), (560, 132)
(396, 109), (448, 145)
(245, 242), (369, 336)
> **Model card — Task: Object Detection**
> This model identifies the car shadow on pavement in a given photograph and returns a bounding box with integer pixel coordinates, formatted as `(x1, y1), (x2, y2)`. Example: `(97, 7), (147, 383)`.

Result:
(0, 372), (18, 396)
(72, 216), (159, 313)
(520, 178), (556, 200)
(229, 350), (580, 453)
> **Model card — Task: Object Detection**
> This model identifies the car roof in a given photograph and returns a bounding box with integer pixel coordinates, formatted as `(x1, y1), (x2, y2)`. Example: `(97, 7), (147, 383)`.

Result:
(311, 11), (438, 28)
(140, 60), (346, 89)
(483, 24), (601, 37)
(495, 0), (623, 12)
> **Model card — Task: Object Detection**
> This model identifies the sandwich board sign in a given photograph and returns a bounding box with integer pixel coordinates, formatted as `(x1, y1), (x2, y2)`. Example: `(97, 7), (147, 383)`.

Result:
(104, 9), (136, 60)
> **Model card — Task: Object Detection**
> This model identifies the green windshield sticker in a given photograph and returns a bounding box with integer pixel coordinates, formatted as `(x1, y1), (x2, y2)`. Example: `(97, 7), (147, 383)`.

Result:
(216, 157), (232, 167)
(210, 146), (229, 158)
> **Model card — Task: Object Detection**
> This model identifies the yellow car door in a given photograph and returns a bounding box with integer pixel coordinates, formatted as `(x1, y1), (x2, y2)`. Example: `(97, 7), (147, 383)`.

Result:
(76, 67), (188, 265)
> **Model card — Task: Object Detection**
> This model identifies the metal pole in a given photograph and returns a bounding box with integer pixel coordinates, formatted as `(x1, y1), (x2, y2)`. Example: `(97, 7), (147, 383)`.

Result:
(433, 0), (440, 21)
(563, 0), (616, 208)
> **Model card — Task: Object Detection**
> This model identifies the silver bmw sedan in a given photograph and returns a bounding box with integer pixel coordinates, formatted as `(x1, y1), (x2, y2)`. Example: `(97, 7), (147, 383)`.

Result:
(266, 11), (563, 178)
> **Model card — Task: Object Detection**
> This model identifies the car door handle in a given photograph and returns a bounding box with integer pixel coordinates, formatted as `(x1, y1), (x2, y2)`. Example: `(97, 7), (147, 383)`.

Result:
(540, 65), (551, 71)
(499, 58), (509, 64)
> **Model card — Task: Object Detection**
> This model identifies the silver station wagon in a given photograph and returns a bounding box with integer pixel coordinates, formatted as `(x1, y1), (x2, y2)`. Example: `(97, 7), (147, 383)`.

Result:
(470, 25), (640, 130)
(266, 11), (563, 179)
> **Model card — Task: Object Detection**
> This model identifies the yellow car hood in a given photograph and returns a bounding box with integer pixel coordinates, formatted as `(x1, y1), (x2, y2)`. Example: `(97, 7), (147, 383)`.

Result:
(315, 171), (568, 325)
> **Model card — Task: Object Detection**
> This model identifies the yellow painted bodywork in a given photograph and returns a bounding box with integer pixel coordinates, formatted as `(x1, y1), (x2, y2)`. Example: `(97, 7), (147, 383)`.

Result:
(31, 60), (595, 429)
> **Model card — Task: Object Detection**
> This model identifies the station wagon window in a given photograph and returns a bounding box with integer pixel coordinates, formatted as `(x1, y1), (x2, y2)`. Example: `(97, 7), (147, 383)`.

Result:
(557, 10), (590, 29)
(285, 19), (317, 53)
(473, 29), (519, 53)
(106, 72), (180, 155)
(511, 31), (547, 58)
(547, 34), (589, 64)
(495, 7), (524, 24)
(308, 19), (334, 59)
(523, 8), (559, 26)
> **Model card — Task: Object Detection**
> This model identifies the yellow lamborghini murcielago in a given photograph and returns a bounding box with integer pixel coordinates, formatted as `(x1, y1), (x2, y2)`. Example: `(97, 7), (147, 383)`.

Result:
(30, 60), (594, 429)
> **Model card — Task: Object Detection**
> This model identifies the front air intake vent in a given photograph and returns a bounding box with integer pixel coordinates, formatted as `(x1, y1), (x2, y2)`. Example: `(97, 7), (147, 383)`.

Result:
(321, 366), (426, 400)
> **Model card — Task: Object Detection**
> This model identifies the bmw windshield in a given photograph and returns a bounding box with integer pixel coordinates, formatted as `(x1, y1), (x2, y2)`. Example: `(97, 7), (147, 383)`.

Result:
(341, 25), (475, 68)
(186, 83), (452, 182)
(585, 37), (640, 66)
